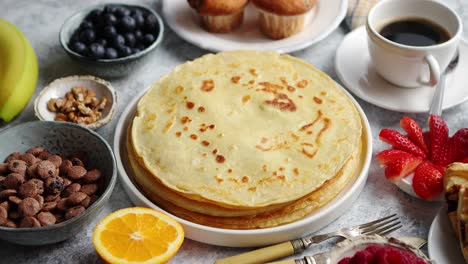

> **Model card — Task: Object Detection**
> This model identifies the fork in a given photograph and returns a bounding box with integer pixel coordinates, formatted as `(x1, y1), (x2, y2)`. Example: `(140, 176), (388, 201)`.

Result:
(214, 214), (402, 264)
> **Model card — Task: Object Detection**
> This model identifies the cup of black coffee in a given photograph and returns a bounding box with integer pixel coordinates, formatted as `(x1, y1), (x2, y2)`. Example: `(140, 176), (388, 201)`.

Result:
(366, 0), (462, 88)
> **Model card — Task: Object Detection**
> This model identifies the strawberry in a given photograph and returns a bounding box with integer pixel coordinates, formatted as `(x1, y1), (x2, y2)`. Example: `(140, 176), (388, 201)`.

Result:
(423, 131), (431, 152)
(400, 116), (429, 154)
(462, 157), (468, 163)
(375, 149), (415, 166)
(384, 156), (423, 183)
(433, 128), (468, 166)
(379, 129), (426, 158)
(429, 114), (448, 160)
(412, 162), (444, 200)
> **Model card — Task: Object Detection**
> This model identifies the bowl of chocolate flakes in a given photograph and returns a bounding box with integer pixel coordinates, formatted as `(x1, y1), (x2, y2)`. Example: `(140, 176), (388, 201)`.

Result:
(0, 121), (116, 245)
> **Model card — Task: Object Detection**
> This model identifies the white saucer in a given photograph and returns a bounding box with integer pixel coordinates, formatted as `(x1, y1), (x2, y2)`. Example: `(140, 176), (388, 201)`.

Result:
(162, 0), (347, 53)
(335, 26), (468, 113)
(428, 206), (465, 263)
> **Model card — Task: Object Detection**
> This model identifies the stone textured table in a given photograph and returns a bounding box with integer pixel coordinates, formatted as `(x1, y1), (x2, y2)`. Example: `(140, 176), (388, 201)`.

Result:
(1, 0), (467, 263)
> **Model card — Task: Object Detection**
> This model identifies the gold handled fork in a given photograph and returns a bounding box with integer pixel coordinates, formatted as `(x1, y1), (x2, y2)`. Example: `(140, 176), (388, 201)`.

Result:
(266, 236), (427, 264)
(215, 214), (402, 264)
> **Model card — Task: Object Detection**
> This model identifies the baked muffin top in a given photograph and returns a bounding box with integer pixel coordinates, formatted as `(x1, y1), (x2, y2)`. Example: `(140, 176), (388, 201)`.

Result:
(188, 0), (249, 16)
(252, 0), (316, 16)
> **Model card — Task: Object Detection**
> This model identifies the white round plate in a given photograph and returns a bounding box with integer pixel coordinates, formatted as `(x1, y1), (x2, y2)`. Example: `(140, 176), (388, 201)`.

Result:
(114, 85), (372, 247)
(162, 0), (347, 53)
(428, 206), (465, 263)
(335, 26), (468, 113)
(396, 174), (418, 198)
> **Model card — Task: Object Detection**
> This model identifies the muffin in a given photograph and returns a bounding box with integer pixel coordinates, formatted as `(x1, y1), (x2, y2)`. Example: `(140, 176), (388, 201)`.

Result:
(252, 0), (316, 39)
(188, 0), (249, 33)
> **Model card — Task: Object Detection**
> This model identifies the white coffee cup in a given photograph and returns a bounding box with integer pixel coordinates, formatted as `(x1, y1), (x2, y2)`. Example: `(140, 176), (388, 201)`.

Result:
(366, 0), (462, 88)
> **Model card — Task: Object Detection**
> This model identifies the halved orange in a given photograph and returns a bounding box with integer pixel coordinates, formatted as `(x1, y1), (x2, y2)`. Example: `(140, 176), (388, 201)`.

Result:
(93, 207), (184, 264)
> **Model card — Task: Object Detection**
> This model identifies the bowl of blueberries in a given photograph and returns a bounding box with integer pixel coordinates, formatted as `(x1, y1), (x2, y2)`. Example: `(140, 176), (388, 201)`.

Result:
(60, 4), (163, 77)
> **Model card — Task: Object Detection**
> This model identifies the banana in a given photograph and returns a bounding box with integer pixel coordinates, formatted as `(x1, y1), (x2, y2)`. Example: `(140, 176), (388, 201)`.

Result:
(0, 18), (38, 122)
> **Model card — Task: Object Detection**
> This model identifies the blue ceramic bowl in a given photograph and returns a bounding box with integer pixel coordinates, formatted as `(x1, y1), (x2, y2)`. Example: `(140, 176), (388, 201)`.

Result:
(0, 121), (116, 245)
(59, 3), (164, 77)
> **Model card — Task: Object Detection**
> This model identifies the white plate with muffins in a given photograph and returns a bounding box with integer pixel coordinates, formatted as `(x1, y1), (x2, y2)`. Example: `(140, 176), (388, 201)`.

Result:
(162, 0), (347, 53)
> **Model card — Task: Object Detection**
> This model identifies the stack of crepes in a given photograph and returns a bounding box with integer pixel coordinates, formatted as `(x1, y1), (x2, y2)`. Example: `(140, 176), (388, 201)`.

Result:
(444, 163), (468, 263)
(127, 51), (365, 229)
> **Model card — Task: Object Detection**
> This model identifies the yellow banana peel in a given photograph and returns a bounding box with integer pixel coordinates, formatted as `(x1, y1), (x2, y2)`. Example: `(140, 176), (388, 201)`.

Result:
(0, 18), (38, 122)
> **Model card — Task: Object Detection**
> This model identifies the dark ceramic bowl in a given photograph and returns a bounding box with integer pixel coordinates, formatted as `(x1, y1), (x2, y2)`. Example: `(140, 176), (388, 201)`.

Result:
(59, 3), (164, 77)
(0, 121), (116, 245)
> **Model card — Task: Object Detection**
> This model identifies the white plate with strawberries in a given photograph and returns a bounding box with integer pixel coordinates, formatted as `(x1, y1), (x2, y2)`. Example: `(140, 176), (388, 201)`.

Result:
(376, 115), (468, 201)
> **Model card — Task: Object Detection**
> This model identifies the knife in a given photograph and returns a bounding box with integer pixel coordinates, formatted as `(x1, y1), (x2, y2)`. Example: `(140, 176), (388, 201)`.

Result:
(265, 237), (428, 264)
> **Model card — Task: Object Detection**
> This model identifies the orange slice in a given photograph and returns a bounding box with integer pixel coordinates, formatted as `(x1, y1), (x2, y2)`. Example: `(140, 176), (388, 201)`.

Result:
(92, 207), (184, 264)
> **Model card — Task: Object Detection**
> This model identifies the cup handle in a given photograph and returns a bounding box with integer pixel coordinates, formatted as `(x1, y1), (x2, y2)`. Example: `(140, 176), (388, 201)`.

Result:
(423, 55), (440, 86)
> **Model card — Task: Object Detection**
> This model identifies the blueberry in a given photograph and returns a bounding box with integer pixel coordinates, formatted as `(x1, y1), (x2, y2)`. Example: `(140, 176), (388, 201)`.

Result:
(79, 21), (94, 30)
(70, 41), (87, 54)
(119, 16), (136, 32)
(113, 43), (125, 54)
(70, 31), (80, 43)
(103, 5), (118, 14)
(110, 34), (126, 48)
(115, 6), (131, 17)
(136, 43), (145, 50)
(130, 9), (144, 17)
(132, 13), (145, 28)
(134, 30), (143, 41)
(102, 13), (118, 26)
(118, 46), (132, 57)
(144, 14), (158, 32)
(132, 48), (141, 54)
(124, 33), (136, 47)
(142, 33), (155, 46)
(96, 38), (107, 46)
(85, 9), (103, 24)
(103, 25), (117, 38)
(105, 47), (118, 59)
(89, 43), (106, 59)
(79, 29), (96, 44)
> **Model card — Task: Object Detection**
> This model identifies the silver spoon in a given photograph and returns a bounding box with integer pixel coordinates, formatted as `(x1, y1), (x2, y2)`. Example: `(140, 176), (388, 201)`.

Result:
(429, 51), (460, 116)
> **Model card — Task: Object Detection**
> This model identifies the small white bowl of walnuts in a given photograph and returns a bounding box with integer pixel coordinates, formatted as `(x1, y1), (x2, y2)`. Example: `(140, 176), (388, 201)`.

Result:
(34, 75), (117, 130)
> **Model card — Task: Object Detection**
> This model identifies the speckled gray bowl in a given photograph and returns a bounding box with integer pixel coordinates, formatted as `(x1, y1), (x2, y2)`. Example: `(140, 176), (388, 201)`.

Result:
(59, 4), (164, 77)
(0, 121), (116, 245)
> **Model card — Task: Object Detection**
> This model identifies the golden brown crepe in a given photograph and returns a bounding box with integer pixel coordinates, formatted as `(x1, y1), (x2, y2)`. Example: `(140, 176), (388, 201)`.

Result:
(127, 126), (364, 228)
(444, 162), (468, 263)
(130, 51), (362, 211)
(127, 128), (292, 217)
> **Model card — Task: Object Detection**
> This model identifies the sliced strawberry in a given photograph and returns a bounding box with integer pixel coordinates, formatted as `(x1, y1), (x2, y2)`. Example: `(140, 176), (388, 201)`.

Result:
(375, 149), (415, 166)
(379, 129), (426, 158)
(428, 163), (445, 175)
(423, 131), (431, 152)
(433, 128), (468, 166)
(384, 156), (423, 183)
(429, 114), (448, 160)
(400, 116), (429, 154)
(412, 162), (444, 200)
